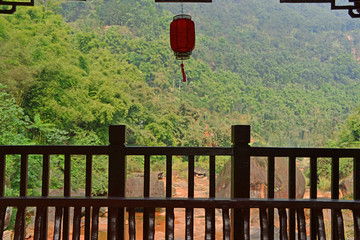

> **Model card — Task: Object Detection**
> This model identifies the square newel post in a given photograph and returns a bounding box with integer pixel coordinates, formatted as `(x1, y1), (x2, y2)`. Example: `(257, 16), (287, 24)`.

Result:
(108, 125), (126, 240)
(231, 125), (251, 240)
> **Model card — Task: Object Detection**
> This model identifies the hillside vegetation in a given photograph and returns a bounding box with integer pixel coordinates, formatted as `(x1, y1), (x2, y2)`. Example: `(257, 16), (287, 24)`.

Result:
(2, 0), (360, 192)
(2, 0), (360, 148)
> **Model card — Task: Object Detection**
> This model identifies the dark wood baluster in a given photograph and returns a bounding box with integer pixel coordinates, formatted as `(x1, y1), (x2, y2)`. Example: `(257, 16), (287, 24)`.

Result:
(42, 154), (50, 196)
(91, 206), (100, 240)
(331, 157), (339, 240)
(316, 209), (326, 240)
(14, 207), (26, 240)
(289, 156), (296, 240)
(42, 154), (50, 240)
(209, 156), (216, 198)
(222, 208), (230, 240)
(148, 208), (155, 240)
(310, 156), (317, 240)
(244, 209), (250, 240)
(108, 208), (117, 240)
(353, 210), (360, 239)
(259, 208), (269, 240)
(166, 155), (172, 198)
(278, 208), (288, 240)
(15, 154), (28, 240)
(296, 208), (306, 240)
(53, 207), (63, 240)
(63, 154), (71, 240)
(166, 207), (174, 240)
(34, 206), (45, 240)
(0, 207), (7, 239)
(188, 155), (195, 198)
(205, 208), (212, 240)
(20, 154), (28, 197)
(85, 154), (93, 240)
(186, 155), (195, 240)
(186, 208), (194, 240)
(144, 155), (150, 199)
(129, 207), (136, 240)
(267, 156), (275, 240)
(73, 207), (82, 240)
(205, 155), (216, 240)
(143, 155), (155, 240)
(166, 155), (174, 240)
(335, 209), (345, 240)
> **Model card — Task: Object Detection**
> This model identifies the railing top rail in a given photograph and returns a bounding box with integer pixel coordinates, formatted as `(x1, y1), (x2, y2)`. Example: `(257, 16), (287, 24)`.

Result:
(0, 145), (109, 155)
(0, 145), (233, 156)
(2, 144), (360, 157)
(125, 146), (232, 155)
(1, 197), (360, 209)
(251, 146), (360, 157)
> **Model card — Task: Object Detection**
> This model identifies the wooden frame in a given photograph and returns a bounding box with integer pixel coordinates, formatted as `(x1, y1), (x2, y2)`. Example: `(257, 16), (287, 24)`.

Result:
(0, 0), (34, 14)
(280, 0), (360, 18)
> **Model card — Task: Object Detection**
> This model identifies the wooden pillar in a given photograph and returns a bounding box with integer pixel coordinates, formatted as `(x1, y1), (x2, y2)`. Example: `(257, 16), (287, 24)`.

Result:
(231, 125), (251, 240)
(108, 125), (126, 240)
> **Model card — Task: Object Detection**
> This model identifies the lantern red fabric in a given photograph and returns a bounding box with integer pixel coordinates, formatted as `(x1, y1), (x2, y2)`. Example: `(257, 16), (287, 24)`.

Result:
(170, 14), (195, 60)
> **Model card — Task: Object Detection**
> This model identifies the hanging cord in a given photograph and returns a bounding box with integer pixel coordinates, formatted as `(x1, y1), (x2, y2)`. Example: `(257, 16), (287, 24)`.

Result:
(181, 61), (186, 82)
(180, 1), (186, 82)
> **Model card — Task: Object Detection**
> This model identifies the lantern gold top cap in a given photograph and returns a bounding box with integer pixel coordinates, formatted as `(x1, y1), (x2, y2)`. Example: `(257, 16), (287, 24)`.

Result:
(173, 14), (192, 20)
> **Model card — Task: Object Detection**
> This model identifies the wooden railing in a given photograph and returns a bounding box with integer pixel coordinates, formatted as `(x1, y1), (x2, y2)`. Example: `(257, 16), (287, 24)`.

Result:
(0, 125), (360, 239)
(0, 197), (360, 240)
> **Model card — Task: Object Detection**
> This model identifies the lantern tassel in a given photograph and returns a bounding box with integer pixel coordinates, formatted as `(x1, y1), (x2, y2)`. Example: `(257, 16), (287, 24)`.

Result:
(181, 62), (186, 82)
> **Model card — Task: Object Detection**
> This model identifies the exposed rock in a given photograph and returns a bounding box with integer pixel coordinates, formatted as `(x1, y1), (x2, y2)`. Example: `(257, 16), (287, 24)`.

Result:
(48, 188), (86, 197)
(194, 166), (208, 177)
(126, 173), (165, 197)
(3, 231), (11, 240)
(182, 167), (208, 178)
(216, 157), (306, 199)
(340, 175), (353, 199)
(4, 207), (11, 230)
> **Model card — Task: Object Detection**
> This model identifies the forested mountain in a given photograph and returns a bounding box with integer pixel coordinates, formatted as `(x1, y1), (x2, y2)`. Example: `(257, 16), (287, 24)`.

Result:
(2, 0), (360, 149)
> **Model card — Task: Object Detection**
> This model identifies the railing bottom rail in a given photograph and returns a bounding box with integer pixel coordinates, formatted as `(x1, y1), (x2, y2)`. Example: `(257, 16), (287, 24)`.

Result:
(0, 197), (359, 240)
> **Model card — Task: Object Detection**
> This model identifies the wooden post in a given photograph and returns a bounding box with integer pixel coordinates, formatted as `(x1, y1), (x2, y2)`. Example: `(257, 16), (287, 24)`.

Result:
(108, 125), (126, 240)
(231, 125), (251, 240)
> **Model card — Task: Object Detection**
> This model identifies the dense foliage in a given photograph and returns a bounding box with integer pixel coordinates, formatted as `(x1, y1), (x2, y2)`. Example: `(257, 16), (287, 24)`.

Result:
(2, 0), (360, 193)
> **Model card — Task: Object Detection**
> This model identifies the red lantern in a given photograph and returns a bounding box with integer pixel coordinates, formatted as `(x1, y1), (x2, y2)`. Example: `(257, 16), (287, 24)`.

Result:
(170, 14), (195, 82)
(170, 14), (195, 60)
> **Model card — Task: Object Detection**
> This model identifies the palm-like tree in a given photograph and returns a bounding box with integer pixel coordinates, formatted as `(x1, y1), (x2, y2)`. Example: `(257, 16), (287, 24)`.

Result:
(27, 113), (55, 143)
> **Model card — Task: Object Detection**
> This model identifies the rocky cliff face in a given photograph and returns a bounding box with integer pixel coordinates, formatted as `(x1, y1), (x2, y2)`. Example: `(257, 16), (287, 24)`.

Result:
(216, 157), (306, 199)
(126, 172), (165, 197)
